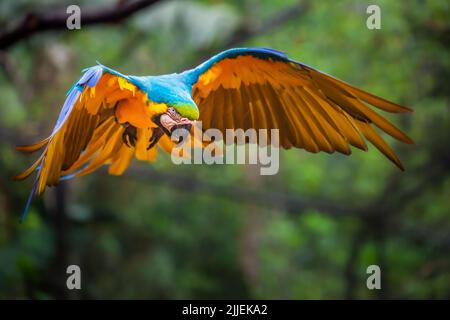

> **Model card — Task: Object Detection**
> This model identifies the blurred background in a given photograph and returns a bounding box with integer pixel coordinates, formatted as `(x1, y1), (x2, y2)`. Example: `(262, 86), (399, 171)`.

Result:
(0, 0), (449, 299)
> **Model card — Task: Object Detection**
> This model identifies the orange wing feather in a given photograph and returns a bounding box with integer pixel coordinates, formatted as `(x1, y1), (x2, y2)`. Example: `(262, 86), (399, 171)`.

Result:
(16, 72), (176, 194)
(192, 55), (413, 170)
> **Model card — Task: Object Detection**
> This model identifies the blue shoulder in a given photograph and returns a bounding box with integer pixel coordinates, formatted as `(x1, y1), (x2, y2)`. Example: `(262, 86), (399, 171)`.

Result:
(181, 47), (289, 85)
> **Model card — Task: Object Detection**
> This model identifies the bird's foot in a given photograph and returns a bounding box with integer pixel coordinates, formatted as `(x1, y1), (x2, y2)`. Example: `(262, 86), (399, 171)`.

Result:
(122, 123), (137, 147)
(170, 123), (192, 144)
(147, 127), (164, 150)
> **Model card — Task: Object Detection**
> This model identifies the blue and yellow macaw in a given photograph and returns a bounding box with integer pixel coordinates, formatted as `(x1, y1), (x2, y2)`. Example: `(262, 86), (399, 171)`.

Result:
(16, 48), (413, 221)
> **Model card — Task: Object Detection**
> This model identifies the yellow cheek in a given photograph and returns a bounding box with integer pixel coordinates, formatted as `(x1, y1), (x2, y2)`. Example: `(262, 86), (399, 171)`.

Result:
(147, 99), (168, 116)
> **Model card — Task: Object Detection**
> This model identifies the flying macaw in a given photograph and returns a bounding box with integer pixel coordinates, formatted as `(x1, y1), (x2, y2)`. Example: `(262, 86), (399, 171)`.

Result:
(16, 48), (413, 221)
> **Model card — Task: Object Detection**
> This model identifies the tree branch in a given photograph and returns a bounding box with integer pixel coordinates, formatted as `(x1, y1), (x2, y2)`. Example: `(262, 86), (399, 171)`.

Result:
(0, 0), (163, 50)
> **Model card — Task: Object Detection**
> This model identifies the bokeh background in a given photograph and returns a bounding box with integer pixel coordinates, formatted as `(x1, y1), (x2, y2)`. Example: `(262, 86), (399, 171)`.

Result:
(0, 0), (449, 299)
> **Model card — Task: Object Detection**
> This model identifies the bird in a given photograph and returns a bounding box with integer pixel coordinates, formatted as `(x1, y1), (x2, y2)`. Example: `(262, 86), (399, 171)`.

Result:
(15, 47), (413, 222)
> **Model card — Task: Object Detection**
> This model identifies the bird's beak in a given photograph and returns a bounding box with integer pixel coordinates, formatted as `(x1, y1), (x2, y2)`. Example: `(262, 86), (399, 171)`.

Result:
(160, 113), (193, 132)
(159, 112), (194, 144)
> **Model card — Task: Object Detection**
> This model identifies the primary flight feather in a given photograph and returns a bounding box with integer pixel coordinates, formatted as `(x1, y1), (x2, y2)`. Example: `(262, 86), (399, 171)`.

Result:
(16, 48), (413, 221)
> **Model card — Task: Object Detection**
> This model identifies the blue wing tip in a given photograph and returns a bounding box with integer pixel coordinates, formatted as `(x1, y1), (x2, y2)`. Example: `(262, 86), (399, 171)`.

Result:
(20, 177), (38, 224)
(256, 47), (287, 57)
(82, 64), (103, 73)
(223, 47), (288, 60)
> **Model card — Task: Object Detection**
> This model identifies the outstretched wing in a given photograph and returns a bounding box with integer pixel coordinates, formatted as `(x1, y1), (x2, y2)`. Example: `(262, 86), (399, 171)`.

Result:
(15, 65), (177, 221)
(186, 48), (413, 169)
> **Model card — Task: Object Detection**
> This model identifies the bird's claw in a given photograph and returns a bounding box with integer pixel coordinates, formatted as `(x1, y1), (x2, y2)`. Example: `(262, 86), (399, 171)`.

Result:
(122, 123), (137, 148)
(147, 127), (164, 150)
(170, 123), (192, 145)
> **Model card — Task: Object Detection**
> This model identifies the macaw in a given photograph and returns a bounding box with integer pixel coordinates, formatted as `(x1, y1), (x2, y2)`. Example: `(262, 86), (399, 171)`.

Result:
(16, 48), (413, 221)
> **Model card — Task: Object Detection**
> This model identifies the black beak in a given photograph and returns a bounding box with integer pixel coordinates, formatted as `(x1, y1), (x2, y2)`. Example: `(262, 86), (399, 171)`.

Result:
(170, 123), (192, 144)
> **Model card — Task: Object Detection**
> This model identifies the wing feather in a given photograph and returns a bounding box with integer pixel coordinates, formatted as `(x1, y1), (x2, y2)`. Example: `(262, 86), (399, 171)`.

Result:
(283, 91), (318, 152)
(300, 88), (350, 154)
(16, 137), (50, 153)
(295, 88), (336, 153)
(356, 120), (404, 169)
(17, 66), (165, 200)
(189, 48), (413, 169)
